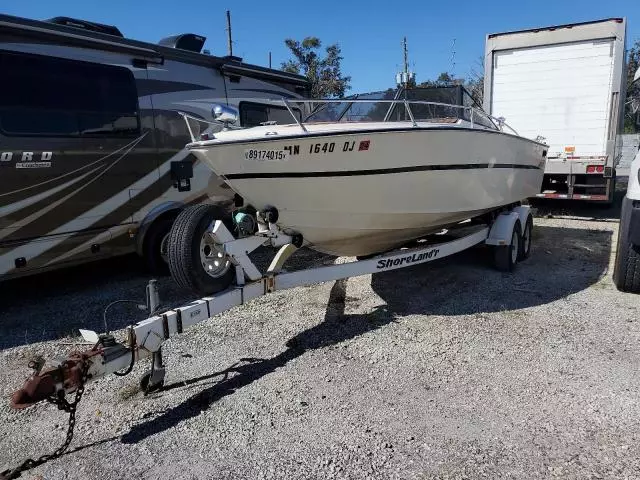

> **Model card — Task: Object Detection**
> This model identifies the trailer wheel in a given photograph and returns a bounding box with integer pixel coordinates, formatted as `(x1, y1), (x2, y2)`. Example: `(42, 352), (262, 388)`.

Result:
(168, 204), (235, 296)
(143, 215), (176, 275)
(139, 370), (164, 394)
(613, 198), (640, 293)
(518, 214), (533, 261)
(494, 220), (522, 272)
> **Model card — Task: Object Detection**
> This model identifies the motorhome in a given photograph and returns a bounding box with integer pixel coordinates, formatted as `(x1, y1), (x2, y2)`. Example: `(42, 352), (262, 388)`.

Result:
(0, 14), (310, 280)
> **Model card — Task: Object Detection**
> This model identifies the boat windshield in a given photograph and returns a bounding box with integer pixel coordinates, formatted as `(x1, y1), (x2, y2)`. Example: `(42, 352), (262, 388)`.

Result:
(303, 90), (397, 123)
(302, 86), (497, 129)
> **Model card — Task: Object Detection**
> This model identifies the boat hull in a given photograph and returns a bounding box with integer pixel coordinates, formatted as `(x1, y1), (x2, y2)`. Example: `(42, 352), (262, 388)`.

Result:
(189, 126), (546, 256)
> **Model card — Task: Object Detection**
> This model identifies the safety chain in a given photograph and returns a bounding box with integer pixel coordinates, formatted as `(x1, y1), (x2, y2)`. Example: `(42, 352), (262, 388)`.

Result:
(1, 361), (90, 480)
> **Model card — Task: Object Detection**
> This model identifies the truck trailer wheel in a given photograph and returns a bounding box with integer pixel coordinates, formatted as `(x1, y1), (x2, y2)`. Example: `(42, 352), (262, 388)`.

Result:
(613, 197), (640, 293)
(168, 204), (235, 296)
(494, 220), (522, 272)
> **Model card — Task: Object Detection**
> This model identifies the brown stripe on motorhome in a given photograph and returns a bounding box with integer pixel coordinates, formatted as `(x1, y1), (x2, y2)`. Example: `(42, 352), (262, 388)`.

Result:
(17, 170), (234, 275)
(0, 166), (104, 234)
(0, 149), (91, 207)
(1, 232), (134, 280)
(0, 133), (157, 245)
(2, 170), (173, 275)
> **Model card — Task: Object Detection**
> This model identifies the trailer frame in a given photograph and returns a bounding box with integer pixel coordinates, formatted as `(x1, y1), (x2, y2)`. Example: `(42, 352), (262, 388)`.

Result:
(9, 204), (532, 406)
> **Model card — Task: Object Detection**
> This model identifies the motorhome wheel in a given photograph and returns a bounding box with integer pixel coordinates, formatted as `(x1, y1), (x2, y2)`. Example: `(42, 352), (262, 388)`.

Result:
(143, 215), (176, 275)
(168, 204), (236, 296)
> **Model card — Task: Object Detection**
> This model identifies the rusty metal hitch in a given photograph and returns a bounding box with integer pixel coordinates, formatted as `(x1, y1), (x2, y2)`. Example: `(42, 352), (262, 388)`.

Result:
(10, 351), (99, 409)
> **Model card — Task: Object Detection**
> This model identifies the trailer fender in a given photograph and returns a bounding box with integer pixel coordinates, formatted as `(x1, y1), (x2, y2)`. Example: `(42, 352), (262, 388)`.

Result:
(135, 201), (184, 256)
(513, 205), (532, 230)
(485, 210), (526, 246)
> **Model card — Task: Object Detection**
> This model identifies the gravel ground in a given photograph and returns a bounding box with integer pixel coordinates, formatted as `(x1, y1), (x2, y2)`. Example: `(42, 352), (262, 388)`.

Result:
(1, 189), (640, 479)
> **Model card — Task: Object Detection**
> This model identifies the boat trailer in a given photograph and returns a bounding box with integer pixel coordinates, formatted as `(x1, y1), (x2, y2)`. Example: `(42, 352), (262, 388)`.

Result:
(2, 204), (533, 478)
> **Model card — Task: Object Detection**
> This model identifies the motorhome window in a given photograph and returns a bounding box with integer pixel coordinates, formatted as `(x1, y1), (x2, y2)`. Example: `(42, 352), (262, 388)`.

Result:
(239, 102), (301, 127)
(0, 51), (139, 137)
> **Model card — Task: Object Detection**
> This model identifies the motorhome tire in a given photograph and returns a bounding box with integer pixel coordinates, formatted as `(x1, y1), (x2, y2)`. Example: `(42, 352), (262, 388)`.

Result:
(494, 220), (522, 272)
(518, 214), (533, 261)
(612, 197), (640, 293)
(143, 215), (177, 275)
(168, 204), (235, 296)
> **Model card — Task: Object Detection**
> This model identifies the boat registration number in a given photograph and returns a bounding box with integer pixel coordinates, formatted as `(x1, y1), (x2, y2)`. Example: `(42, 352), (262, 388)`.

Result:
(244, 149), (288, 161)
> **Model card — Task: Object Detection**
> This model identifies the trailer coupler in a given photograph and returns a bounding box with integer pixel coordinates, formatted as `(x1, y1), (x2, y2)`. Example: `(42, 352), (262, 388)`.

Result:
(10, 334), (132, 409)
(11, 353), (88, 409)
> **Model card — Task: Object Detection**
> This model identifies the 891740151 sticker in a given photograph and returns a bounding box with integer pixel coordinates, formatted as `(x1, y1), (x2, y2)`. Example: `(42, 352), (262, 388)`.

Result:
(244, 149), (289, 161)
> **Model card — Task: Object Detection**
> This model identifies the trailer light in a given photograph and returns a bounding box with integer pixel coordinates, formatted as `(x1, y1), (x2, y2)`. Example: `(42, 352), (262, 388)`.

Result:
(596, 165), (604, 173)
(586, 165), (596, 173)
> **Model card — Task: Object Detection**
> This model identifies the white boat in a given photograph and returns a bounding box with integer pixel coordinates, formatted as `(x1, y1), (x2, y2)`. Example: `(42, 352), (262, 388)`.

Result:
(184, 88), (547, 257)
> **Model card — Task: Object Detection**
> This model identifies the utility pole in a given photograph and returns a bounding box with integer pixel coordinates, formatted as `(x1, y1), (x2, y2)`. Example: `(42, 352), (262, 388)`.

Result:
(269, 51), (272, 68)
(450, 38), (456, 78)
(226, 10), (233, 56)
(395, 37), (414, 90)
(403, 36), (409, 89)
(395, 37), (415, 118)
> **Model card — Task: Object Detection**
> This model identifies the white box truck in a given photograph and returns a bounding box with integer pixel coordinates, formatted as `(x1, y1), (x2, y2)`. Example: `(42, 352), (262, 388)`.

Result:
(484, 18), (627, 203)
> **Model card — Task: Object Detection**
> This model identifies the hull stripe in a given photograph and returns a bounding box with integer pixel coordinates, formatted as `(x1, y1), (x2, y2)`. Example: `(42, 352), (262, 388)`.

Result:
(223, 163), (542, 180)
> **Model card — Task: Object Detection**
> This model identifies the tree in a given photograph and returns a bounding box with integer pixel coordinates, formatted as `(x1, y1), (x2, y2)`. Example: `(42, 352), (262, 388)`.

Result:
(416, 72), (459, 88)
(464, 56), (486, 106)
(625, 39), (640, 133)
(281, 37), (351, 98)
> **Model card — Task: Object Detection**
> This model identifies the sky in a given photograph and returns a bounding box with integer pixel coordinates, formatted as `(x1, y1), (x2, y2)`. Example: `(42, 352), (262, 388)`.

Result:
(3, 0), (639, 93)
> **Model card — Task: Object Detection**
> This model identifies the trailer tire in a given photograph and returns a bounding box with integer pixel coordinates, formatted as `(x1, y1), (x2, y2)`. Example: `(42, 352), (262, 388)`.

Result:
(518, 214), (533, 261)
(143, 215), (176, 276)
(612, 197), (640, 293)
(494, 220), (522, 272)
(168, 204), (235, 296)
